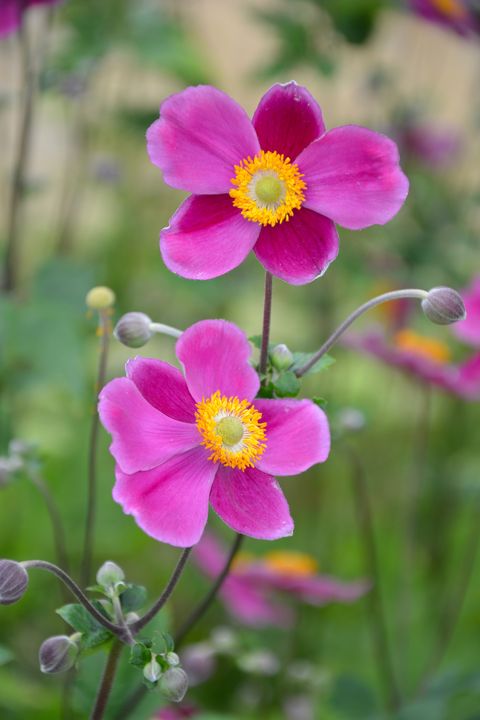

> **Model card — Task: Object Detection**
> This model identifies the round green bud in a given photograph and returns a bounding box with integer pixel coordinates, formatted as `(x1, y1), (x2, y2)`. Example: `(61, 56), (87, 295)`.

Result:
(270, 343), (294, 371)
(159, 667), (189, 702)
(114, 312), (153, 348)
(39, 635), (79, 674)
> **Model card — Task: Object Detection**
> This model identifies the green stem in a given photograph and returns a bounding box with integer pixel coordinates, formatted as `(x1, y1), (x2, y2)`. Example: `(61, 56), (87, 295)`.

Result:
(28, 470), (70, 577)
(259, 272), (273, 377)
(90, 640), (123, 720)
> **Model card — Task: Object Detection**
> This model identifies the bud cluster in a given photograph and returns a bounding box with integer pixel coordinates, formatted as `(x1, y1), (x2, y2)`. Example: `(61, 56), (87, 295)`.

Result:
(141, 649), (188, 702)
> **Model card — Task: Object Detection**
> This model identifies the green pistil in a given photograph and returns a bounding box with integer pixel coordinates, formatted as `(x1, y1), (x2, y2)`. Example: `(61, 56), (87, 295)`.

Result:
(216, 416), (244, 447)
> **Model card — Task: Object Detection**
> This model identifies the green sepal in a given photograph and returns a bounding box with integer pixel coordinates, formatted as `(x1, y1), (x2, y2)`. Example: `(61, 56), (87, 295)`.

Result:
(129, 642), (151, 669)
(291, 352), (335, 375)
(120, 584), (148, 612)
(151, 631), (175, 655)
(312, 396), (328, 409)
(273, 371), (301, 398)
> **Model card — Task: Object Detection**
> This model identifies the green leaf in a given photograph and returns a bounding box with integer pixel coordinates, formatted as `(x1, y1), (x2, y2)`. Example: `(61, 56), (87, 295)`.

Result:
(291, 352), (335, 375)
(273, 371), (301, 398)
(56, 603), (112, 650)
(120, 584), (148, 612)
(312, 396), (328, 409)
(129, 642), (151, 670)
(151, 631), (175, 655)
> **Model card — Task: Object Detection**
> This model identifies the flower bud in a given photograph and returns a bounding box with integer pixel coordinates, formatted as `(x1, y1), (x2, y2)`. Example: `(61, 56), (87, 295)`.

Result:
(422, 287), (466, 325)
(114, 312), (153, 348)
(159, 667), (189, 703)
(210, 626), (237, 653)
(39, 635), (79, 674)
(181, 642), (216, 686)
(144, 657), (162, 683)
(85, 286), (115, 310)
(238, 650), (280, 676)
(0, 457), (23, 487)
(96, 561), (125, 591)
(166, 651), (180, 667)
(0, 560), (28, 605)
(270, 343), (294, 371)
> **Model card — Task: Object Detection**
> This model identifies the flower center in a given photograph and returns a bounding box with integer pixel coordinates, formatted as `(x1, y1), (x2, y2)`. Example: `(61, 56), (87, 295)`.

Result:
(394, 329), (451, 364)
(430, 0), (468, 19)
(229, 150), (306, 227)
(195, 391), (267, 471)
(263, 551), (318, 577)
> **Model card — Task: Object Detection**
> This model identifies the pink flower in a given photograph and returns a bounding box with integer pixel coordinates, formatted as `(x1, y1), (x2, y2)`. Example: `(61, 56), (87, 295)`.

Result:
(0, 0), (61, 38)
(146, 82), (409, 285)
(153, 705), (198, 720)
(408, 0), (480, 37)
(452, 277), (480, 347)
(99, 320), (330, 547)
(193, 533), (369, 627)
(396, 121), (462, 169)
(344, 328), (480, 400)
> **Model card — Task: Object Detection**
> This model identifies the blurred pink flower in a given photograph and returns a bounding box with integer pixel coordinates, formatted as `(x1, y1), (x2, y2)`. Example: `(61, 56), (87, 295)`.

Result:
(0, 0), (61, 37)
(153, 704), (198, 720)
(146, 82), (408, 285)
(452, 277), (480, 346)
(396, 122), (462, 169)
(99, 320), (330, 547)
(408, 0), (480, 37)
(193, 533), (369, 627)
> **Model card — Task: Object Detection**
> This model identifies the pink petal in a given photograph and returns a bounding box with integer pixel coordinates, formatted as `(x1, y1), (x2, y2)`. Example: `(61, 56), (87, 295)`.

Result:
(146, 85), (260, 194)
(222, 576), (293, 627)
(0, 0), (20, 36)
(452, 277), (480, 347)
(160, 194), (260, 280)
(269, 574), (370, 605)
(210, 465), (294, 540)
(255, 399), (330, 476)
(193, 532), (228, 577)
(297, 125), (409, 229)
(99, 378), (200, 474)
(253, 207), (339, 285)
(176, 320), (260, 402)
(252, 81), (325, 160)
(126, 357), (196, 422)
(113, 448), (216, 547)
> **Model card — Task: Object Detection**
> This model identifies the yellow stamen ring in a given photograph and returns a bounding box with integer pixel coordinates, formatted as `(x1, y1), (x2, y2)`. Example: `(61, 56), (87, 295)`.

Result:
(229, 150), (306, 227)
(195, 391), (267, 471)
(394, 329), (451, 364)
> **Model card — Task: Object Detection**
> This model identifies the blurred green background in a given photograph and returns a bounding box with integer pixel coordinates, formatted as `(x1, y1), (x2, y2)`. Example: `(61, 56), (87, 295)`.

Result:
(1, 0), (480, 717)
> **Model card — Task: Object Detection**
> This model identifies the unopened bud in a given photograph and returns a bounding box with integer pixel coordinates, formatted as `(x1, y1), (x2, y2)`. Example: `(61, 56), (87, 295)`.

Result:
(96, 561), (125, 591)
(159, 667), (189, 702)
(0, 456), (23, 486)
(270, 344), (294, 371)
(125, 611), (140, 624)
(114, 312), (153, 348)
(422, 287), (466, 325)
(39, 634), (79, 674)
(0, 560), (28, 605)
(143, 657), (162, 683)
(166, 651), (180, 667)
(86, 286), (115, 311)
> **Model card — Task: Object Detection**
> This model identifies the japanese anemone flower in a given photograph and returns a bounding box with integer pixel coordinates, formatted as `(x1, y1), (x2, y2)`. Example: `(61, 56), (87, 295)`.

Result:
(452, 276), (480, 347)
(146, 82), (409, 285)
(0, 0), (61, 37)
(99, 320), (330, 547)
(193, 533), (369, 627)
(408, 0), (479, 37)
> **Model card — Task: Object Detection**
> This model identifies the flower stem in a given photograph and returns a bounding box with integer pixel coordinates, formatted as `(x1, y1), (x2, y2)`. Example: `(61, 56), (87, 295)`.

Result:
(81, 310), (111, 587)
(346, 446), (402, 712)
(175, 533), (244, 647)
(28, 470), (70, 578)
(90, 639), (123, 720)
(295, 289), (429, 377)
(149, 322), (183, 339)
(259, 272), (273, 376)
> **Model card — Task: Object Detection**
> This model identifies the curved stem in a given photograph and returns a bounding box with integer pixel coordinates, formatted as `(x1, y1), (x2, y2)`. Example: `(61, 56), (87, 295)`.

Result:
(133, 547), (192, 634)
(28, 470), (70, 577)
(90, 640), (123, 720)
(81, 310), (111, 586)
(259, 272), (273, 377)
(149, 322), (183, 339)
(175, 533), (244, 648)
(346, 446), (402, 712)
(21, 560), (126, 640)
(295, 289), (428, 377)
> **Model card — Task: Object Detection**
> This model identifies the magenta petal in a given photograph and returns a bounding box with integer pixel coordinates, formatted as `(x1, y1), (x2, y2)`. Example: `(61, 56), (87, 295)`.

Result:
(255, 399), (330, 476)
(113, 448), (216, 547)
(452, 277), (480, 347)
(210, 465), (293, 540)
(222, 577), (293, 627)
(98, 378), (200, 474)
(146, 85), (260, 194)
(176, 320), (260, 402)
(254, 208), (339, 285)
(297, 125), (409, 229)
(126, 357), (196, 422)
(0, 0), (20, 36)
(253, 81), (325, 160)
(269, 574), (370, 605)
(160, 194), (260, 280)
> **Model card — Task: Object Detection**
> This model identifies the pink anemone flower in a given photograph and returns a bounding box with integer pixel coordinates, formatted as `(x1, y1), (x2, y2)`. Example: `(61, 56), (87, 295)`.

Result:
(99, 320), (330, 547)
(146, 82), (409, 285)
(452, 276), (480, 347)
(408, 0), (480, 37)
(344, 328), (480, 400)
(193, 533), (369, 627)
(0, 0), (61, 37)
(153, 705), (198, 720)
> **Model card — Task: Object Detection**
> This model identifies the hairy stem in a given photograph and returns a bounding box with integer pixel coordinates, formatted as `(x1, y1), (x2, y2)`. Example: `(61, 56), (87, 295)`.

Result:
(90, 640), (123, 720)
(295, 289), (429, 377)
(259, 272), (273, 376)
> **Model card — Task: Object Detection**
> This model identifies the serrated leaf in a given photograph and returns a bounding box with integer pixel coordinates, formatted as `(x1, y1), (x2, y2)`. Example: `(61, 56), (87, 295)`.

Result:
(273, 371), (301, 398)
(56, 603), (112, 650)
(120, 584), (148, 612)
(129, 642), (151, 669)
(291, 352), (335, 375)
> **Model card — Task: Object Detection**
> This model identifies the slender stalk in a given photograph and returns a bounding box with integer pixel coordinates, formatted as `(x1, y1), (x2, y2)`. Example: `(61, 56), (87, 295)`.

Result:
(149, 322), (183, 339)
(347, 446), (402, 713)
(90, 640), (123, 720)
(28, 470), (70, 577)
(295, 289), (429, 377)
(132, 547), (192, 633)
(81, 310), (111, 586)
(2, 24), (36, 292)
(175, 533), (244, 647)
(21, 560), (126, 640)
(259, 272), (273, 376)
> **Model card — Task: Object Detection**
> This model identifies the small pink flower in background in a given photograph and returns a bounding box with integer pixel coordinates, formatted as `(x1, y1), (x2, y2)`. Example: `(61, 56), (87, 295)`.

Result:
(408, 0), (479, 36)
(0, 0), (61, 38)
(452, 276), (480, 346)
(193, 533), (369, 627)
(396, 121), (462, 169)
(153, 704), (198, 720)
(146, 82), (408, 285)
(99, 320), (330, 547)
